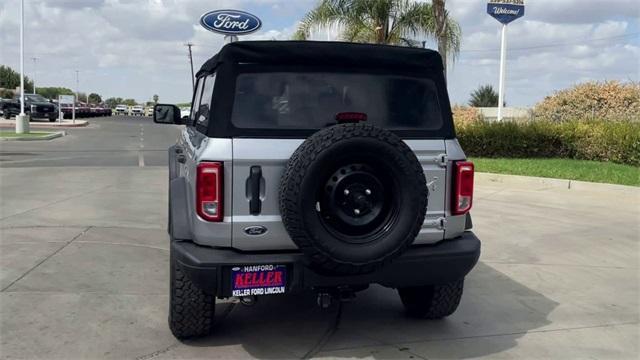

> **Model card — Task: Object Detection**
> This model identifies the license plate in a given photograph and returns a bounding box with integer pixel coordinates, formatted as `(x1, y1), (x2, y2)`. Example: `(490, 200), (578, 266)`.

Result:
(231, 265), (286, 297)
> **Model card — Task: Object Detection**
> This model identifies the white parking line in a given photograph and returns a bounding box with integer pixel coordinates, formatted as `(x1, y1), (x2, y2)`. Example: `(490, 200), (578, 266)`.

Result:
(138, 151), (145, 167)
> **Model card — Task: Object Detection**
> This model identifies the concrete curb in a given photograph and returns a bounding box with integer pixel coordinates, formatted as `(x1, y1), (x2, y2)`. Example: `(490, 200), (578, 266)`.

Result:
(476, 172), (639, 192)
(0, 120), (89, 128)
(0, 131), (65, 141)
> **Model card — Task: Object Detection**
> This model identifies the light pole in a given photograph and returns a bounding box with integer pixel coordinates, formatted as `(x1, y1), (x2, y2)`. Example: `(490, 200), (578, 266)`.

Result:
(75, 70), (79, 102)
(31, 57), (38, 94)
(16, 0), (29, 134)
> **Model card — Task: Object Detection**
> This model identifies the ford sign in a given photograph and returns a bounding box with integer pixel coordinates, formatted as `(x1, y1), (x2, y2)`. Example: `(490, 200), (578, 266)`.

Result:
(200, 9), (262, 35)
(487, 0), (525, 25)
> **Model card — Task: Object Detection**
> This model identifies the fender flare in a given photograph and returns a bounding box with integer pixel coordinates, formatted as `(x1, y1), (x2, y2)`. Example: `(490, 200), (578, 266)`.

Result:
(169, 177), (192, 240)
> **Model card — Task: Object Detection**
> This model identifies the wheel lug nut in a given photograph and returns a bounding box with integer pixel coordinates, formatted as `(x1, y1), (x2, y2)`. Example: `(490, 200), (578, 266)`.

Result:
(344, 189), (350, 195)
(365, 189), (371, 195)
(354, 209), (360, 215)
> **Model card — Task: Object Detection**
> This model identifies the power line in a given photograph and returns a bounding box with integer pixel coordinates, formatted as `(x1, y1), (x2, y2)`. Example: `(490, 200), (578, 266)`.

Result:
(461, 32), (639, 53)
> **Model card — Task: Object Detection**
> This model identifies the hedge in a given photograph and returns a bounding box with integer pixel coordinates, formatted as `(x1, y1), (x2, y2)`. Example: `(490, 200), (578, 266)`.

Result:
(456, 120), (640, 167)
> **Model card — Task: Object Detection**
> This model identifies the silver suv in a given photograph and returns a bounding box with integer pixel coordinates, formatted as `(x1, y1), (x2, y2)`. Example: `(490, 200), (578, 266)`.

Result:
(154, 41), (480, 340)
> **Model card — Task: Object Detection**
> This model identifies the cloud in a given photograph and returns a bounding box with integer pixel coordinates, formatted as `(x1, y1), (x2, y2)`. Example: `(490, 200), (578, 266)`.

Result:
(0, 0), (637, 106)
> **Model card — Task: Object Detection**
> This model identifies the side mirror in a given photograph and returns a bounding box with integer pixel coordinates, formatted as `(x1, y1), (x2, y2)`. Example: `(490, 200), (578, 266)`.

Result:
(153, 104), (183, 125)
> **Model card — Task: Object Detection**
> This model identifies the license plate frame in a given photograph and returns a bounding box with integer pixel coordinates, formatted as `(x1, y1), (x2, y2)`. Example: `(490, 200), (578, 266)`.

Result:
(230, 264), (287, 297)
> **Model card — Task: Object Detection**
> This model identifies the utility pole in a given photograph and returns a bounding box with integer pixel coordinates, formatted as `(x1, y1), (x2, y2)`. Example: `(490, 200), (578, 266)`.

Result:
(31, 57), (38, 94)
(185, 43), (195, 89)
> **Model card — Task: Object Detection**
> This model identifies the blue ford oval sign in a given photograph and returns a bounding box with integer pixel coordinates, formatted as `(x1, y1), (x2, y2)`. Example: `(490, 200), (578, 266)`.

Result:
(200, 9), (262, 35)
(487, 0), (525, 25)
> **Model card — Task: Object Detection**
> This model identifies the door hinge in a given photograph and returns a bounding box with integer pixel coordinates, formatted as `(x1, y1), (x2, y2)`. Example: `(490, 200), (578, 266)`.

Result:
(424, 217), (447, 230)
(434, 154), (448, 168)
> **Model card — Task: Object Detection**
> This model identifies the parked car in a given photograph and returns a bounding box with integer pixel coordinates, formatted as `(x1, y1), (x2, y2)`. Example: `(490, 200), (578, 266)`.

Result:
(179, 107), (190, 120)
(75, 102), (91, 118)
(114, 104), (129, 116)
(153, 41), (480, 340)
(1, 94), (58, 121)
(144, 107), (154, 117)
(131, 105), (144, 116)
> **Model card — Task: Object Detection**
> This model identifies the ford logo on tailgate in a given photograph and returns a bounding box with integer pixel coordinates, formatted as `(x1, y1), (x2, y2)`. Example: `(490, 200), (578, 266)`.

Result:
(244, 226), (268, 236)
(200, 10), (262, 35)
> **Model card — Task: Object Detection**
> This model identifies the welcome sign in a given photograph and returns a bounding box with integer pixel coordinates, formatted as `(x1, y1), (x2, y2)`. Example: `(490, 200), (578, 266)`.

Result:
(487, 0), (525, 24)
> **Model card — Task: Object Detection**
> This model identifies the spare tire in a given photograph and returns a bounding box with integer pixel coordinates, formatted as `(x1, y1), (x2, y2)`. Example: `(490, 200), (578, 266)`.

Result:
(279, 123), (428, 275)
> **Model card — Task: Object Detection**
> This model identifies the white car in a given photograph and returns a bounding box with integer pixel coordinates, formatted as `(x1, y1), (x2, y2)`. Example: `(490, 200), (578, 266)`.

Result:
(115, 104), (129, 115)
(131, 105), (144, 116)
(180, 107), (190, 120)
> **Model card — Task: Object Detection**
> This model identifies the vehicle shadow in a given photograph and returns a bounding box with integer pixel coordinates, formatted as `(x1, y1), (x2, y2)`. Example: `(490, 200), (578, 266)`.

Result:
(183, 261), (558, 359)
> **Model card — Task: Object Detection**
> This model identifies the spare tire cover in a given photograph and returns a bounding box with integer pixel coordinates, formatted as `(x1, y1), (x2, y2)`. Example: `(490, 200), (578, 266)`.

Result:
(279, 123), (428, 275)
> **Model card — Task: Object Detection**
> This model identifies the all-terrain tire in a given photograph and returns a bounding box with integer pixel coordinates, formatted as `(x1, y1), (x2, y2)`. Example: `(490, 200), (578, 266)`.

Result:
(279, 123), (428, 275)
(398, 279), (464, 319)
(168, 245), (215, 339)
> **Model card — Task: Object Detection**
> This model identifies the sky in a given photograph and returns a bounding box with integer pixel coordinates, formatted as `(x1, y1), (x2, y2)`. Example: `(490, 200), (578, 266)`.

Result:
(0, 0), (638, 106)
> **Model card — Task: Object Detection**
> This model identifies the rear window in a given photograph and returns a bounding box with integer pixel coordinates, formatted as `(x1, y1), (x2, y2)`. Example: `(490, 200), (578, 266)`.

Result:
(231, 71), (443, 131)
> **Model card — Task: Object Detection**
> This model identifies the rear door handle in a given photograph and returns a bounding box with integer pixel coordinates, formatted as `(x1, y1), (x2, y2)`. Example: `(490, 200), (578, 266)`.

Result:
(248, 166), (262, 215)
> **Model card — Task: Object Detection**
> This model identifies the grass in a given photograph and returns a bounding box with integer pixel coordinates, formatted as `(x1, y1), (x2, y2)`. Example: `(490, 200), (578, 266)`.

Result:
(0, 131), (55, 139)
(471, 158), (640, 187)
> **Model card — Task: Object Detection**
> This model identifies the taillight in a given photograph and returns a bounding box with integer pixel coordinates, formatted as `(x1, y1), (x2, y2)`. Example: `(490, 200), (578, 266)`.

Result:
(196, 162), (223, 222)
(452, 161), (474, 215)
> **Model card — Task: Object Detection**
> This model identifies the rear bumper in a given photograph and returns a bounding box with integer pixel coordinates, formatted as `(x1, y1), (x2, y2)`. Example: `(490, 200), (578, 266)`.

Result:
(172, 232), (481, 297)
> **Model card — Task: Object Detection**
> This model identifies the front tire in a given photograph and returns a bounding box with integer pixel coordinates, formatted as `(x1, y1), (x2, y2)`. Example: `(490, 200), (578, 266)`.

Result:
(169, 245), (216, 339)
(398, 279), (464, 319)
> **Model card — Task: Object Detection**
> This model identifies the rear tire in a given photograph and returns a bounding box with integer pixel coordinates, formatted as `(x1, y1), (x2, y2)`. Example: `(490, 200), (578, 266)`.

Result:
(169, 245), (216, 339)
(398, 279), (464, 319)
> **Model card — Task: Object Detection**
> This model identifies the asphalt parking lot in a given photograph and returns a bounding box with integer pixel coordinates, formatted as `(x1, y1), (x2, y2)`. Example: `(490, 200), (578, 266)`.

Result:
(1, 116), (638, 359)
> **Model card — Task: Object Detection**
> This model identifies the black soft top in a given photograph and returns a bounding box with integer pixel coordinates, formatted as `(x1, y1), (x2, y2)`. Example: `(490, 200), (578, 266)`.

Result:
(196, 41), (443, 77)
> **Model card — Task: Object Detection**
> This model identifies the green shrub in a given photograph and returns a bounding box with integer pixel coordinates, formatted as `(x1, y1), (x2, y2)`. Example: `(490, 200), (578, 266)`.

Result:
(456, 120), (640, 166)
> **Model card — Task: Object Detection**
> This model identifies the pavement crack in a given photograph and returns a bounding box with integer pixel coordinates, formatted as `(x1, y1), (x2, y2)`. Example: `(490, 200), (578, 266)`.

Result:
(1, 226), (92, 292)
(483, 260), (628, 270)
(301, 301), (343, 360)
(135, 342), (181, 360)
(0, 185), (114, 221)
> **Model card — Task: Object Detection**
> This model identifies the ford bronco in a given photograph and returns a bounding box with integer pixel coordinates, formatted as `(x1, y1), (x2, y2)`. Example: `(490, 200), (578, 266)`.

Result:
(154, 41), (480, 339)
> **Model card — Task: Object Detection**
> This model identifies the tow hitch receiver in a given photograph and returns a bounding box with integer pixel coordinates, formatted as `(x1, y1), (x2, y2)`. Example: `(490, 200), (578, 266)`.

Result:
(316, 287), (359, 309)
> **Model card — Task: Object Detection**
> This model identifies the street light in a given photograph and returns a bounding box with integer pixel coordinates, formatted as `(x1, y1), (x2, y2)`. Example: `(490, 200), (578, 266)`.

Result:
(31, 57), (38, 94)
(16, 0), (29, 134)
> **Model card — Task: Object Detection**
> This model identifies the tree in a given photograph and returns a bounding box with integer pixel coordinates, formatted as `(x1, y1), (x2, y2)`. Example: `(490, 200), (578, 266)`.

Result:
(105, 97), (123, 108)
(293, 0), (461, 67)
(153, 94), (159, 104)
(36, 87), (74, 100)
(469, 85), (499, 107)
(123, 98), (137, 106)
(88, 93), (102, 104)
(432, 0), (460, 78)
(76, 92), (87, 103)
(0, 65), (34, 92)
(0, 89), (14, 98)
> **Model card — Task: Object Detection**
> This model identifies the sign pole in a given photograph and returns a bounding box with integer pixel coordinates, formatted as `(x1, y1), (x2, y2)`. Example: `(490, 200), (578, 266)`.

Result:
(487, 0), (524, 122)
(497, 24), (507, 122)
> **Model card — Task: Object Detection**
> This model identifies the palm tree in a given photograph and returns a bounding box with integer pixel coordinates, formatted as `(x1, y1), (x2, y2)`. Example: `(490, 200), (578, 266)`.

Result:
(469, 85), (499, 107)
(432, 0), (459, 77)
(293, 0), (461, 71)
(153, 94), (159, 104)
